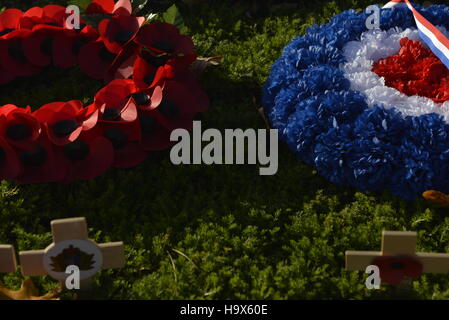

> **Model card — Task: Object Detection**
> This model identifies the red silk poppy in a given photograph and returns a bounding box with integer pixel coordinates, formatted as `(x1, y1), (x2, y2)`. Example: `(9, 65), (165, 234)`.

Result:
(86, 0), (132, 16)
(0, 104), (41, 149)
(33, 100), (99, 146)
(19, 5), (68, 30)
(150, 80), (204, 131)
(0, 8), (22, 39)
(78, 40), (117, 79)
(135, 22), (194, 56)
(58, 128), (114, 182)
(53, 25), (99, 68)
(132, 56), (171, 89)
(15, 133), (67, 184)
(98, 15), (144, 54)
(0, 29), (42, 77)
(372, 255), (423, 285)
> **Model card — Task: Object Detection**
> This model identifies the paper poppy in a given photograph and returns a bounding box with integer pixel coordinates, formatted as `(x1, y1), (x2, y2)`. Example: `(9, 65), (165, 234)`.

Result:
(98, 15), (144, 54)
(0, 29), (42, 77)
(58, 128), (114, 182)
(15, 133), (67, 184)
(78, 40), (117, 79)
(262, 4), (449, 199)
(372, 255), (423, 285)
(0, 8), (22, 39)
(134, 22), (194, 56)
(132, 56), (171, 89)
(86, 0), (132, 16)
(19, 5), (67, 30)
(151, 80), (205, 131)
(52, 25), (99, 68)
(33, 100), (98, 146)
(0, 104), (41, 149)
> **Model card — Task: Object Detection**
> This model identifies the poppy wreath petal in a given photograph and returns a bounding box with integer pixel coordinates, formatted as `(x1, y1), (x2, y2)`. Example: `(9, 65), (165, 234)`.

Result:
(59, 129), (114, 182)
(0, 8), (22, 33)
(113, 0), (133, 16)
(15, 134), (67, 184)
(1, 105), (41, 149)
(19, 7), (44, 30)
(135, 22), (194, 55)
(152, 80), (203, 131)
(99, 122), (144, 168)
(138, 110), (175, 151)
(0, 136), (22, 180)
(22, 28), (64, 67)
(133, 56), (170, 89)
(86, 0), (115, 15)
(95, 78), (136, 104)
(99, 15), (142, 54)
(0, 30), (42, 77)
(33, 100), (91, 146)
(78, 40), (117, 79)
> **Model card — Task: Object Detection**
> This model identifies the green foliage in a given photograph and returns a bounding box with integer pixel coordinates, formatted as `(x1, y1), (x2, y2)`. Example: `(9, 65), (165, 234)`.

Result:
(1, 0), (449, 300)
(162, 5), (186, 33)
(67, 0), (90, 11)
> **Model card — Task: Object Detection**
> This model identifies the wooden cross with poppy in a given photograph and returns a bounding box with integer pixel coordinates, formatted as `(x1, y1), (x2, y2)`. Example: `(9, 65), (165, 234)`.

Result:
(0, 245), (17, 273)
(346, 231), (449, 286)
(18, 217), (124, 291)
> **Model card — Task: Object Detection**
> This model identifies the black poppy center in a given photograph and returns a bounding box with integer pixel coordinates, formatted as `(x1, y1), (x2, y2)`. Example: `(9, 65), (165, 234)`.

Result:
(63, 140), (90, 161)
(158, 99), (178, 118)
(99, 46), (116, 62)
(40, 37), (53, 56)
(6, 123), (32, 141)
(130, 92), (150, 106)
(20, 145), (47, 167)
(104, 128), (128, 149)
(390, 262), (405, 270)
(72, 38), (88, 55)
(152, 41), (175, 53)
(52, 120), (79, 137)
(114, 30), (134, 44)
(44, 22), (60, 27)
(139, 114), (155, 135)
(8, 41), (26, 61)
(102, 108), (121, 121)
(142, 51), (169, 67)
(0, 28), (15, 37)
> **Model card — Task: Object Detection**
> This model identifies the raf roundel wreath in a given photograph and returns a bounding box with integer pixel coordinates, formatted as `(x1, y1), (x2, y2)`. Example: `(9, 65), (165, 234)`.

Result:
(262, 4), (449, 200)
(0, 0), (209, 184)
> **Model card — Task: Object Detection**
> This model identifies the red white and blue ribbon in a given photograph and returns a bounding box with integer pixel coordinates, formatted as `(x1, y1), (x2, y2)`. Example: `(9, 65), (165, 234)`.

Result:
(383, 0), (449, 69)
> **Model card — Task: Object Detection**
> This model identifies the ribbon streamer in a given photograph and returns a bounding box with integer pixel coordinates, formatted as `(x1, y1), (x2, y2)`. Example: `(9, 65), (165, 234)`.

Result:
(383, 0), (449, 69)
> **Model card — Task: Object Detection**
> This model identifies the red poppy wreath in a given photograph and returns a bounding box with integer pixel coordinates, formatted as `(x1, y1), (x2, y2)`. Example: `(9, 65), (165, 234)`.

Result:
(0, 0), (209, 184)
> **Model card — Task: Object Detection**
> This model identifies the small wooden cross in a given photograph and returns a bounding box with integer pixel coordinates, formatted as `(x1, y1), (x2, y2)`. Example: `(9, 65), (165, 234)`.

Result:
(19, 217), (124, 290)
(0, 245), (17, 273)
(346, 231), (449, 278)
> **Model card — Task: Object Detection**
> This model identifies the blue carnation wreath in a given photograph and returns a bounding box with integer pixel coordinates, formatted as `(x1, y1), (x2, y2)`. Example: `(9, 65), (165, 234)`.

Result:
(262, 5), (449, 199)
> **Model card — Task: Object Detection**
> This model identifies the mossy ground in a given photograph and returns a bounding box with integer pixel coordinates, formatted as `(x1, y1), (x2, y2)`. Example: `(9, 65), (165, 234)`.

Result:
(1, 0), (449, 300)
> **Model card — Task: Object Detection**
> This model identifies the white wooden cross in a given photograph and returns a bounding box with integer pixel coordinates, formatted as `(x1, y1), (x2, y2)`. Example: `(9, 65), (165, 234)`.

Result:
(346, 231), (449, 279)
(0, 245), (17, 273)
(19, 217), (124, 290)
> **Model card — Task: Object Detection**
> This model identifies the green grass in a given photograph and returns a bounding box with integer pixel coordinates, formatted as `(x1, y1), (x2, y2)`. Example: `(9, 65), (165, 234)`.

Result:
(1, 0), (449, 300)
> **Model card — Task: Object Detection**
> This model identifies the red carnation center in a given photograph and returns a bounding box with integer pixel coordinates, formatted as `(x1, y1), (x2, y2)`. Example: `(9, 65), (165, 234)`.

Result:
(372, 37), (449, 103)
